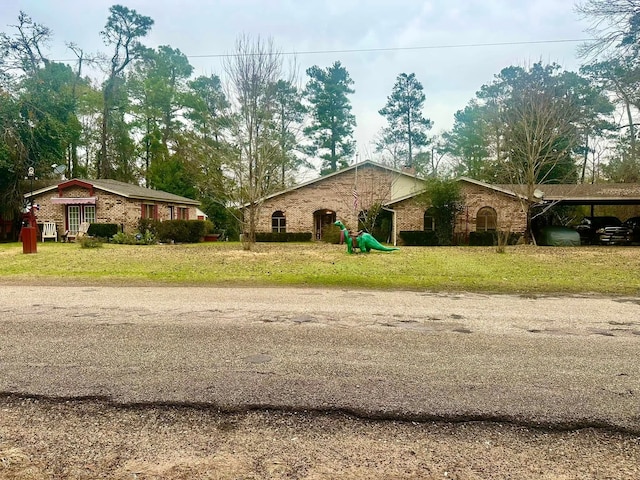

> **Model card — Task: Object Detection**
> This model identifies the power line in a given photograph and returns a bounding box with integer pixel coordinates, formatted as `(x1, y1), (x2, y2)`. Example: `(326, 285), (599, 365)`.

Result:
(52, 38), (595, 62)
(187, 38), (595, 58)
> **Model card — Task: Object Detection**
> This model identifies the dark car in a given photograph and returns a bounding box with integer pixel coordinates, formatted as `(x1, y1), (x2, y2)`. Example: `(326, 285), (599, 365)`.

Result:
(574, 216), (632, 245)
(622, 216), (640, 243)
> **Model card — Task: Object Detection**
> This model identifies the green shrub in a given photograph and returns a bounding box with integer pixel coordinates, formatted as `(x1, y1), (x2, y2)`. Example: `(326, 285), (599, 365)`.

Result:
(87, 223), (119, 240)
(79, 236), (103, 248)
(469, 231), (496, 246)
(111, 231), (157, 245)
(156, 220), (206, 243)
(137, 218), (159, 236)
(468, 231), (522, 246)
(203, 220), (215, 234)
(322, 225), (342, 244)
(399, 230), (439, 246)
(255, 232), (313, 242)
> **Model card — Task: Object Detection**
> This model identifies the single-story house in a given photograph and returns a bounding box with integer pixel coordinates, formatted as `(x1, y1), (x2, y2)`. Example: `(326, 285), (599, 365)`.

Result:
(253, 161), (640, 245)
(26, 178), (200, 239)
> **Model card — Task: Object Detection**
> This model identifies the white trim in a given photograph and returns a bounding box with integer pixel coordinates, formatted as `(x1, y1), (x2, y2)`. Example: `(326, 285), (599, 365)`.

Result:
(51, 197), (96, 204)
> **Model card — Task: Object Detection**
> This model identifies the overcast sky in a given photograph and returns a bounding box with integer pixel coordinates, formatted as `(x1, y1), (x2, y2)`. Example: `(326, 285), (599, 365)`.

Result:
(2, 0), (592, 163)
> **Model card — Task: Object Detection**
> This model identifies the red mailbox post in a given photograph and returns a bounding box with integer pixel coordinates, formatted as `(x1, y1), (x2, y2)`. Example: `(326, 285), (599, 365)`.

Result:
(20, 207), (38, 254)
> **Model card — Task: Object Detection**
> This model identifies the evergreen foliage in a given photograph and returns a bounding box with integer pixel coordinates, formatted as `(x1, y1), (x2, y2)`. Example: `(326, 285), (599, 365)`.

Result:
(377, 73), (433, 169)
(304, 61), (356, 174)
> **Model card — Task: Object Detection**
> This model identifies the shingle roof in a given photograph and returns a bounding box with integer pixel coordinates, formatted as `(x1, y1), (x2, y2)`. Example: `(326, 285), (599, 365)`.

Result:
(86, 179), (200, 204)
(495, 183), (640, 202)
(28, 178), (200, 205)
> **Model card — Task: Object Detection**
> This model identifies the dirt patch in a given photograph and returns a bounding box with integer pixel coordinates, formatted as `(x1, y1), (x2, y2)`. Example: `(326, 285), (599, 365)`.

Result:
(1, 396), (639, 479)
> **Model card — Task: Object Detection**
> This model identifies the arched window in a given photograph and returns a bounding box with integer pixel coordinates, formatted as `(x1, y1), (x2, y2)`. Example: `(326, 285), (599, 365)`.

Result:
(476, 207), (497, 231)
(424, 207), (436, 232)
(272, 211), (286, 233)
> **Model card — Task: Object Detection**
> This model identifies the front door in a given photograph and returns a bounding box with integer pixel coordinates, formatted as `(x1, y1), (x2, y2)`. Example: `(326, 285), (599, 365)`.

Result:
(67, 205), (96, 234)
(67, 206), (80, 234)
(314, 210), (336, 240)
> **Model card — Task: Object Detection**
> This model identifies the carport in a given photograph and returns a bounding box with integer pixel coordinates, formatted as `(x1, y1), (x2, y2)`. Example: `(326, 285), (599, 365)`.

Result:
(533, 183), (640, 212)
(528, 183), (640, 244)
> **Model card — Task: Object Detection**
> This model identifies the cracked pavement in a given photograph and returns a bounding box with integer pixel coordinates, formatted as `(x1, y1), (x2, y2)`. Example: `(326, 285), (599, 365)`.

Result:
(1, 285), (639, 433)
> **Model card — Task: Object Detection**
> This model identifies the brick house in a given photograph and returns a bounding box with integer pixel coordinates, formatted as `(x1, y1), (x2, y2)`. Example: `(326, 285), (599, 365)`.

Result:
(27, 178), (200, 239)
(255, 161), (530, 245)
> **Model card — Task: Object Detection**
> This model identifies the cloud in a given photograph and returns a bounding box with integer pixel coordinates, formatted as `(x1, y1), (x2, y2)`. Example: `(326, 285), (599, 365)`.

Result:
(1, 0), (591, 159)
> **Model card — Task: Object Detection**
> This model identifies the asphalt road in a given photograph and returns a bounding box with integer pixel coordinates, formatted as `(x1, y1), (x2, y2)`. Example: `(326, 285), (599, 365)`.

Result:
(1, 285), (639, 433)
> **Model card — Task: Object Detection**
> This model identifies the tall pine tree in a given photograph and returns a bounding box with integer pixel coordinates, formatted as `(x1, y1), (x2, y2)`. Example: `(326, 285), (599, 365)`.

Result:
(304, 61), (356, 174)
(377, 73), (432, 169)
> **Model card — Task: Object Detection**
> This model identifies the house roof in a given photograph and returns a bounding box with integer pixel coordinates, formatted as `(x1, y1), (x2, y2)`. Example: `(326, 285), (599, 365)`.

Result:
(255, 160), (426, 205)
(27, 178), (200, 205)
(386, 176), (528, 206)
(388, 176), (640, 207)
(495, 182), (640, 205)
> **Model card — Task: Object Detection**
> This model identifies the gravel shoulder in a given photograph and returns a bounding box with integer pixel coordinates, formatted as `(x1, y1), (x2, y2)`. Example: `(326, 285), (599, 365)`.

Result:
(1, 396), (639, 480)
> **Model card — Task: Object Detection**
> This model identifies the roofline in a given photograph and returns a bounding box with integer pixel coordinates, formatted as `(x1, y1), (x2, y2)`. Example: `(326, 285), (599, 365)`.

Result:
(386, 176), (531, 206)
(25, 178), (199, 205)
(457, 176), (530, 201)
(250, 160), (426, 206)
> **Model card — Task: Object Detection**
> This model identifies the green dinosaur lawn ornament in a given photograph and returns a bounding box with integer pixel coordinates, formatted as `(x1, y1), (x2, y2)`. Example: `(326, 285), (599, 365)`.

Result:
(334, 220), (399, 254)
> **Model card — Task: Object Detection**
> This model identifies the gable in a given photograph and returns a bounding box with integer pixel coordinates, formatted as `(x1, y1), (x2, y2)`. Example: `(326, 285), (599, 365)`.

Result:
(258, 161), (426, 205)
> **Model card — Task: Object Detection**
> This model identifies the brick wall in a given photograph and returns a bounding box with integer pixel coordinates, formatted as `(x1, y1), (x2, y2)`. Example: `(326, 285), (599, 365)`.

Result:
(458, 182), (528, 234)
(256, 168), (529, 244)
(258, 165), (397, 235)
(391, 182), (527, 239)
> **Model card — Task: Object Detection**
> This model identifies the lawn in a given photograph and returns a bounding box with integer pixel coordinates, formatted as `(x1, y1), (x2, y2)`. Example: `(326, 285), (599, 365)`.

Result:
(0, 241), (638, 295)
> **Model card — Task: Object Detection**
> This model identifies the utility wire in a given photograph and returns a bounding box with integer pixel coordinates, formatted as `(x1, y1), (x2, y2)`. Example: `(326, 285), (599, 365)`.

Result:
(52, 38), (595, 62)
(187, 38), (596, 58)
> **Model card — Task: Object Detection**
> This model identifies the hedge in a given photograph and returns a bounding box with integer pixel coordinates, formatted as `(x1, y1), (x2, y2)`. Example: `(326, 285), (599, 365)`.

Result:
(468, 231), (522, 246)
(156, 220), (206, 243)
(87, 223), (119, 240)
(255, 232), (313, 242)
(399, 230), (440, 246)
(137, 219), (206, 243)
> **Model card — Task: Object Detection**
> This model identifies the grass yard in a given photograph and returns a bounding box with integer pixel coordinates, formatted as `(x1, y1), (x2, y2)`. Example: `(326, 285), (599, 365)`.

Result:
(0, 241), (638, 295)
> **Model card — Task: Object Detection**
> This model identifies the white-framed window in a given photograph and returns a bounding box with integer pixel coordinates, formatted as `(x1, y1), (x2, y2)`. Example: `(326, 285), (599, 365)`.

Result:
(84, 205), (96, 224)
(272, 211), (286, 233)
(476, 207), (497, 231)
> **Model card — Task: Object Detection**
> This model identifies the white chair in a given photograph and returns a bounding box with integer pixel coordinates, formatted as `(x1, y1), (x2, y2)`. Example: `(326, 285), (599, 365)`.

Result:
(65, 222), (90, 242)
(41, 222), (58, 242)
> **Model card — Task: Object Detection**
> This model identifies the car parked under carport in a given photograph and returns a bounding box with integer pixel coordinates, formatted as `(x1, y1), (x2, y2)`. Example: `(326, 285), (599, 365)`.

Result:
(537, 226), (581, 246)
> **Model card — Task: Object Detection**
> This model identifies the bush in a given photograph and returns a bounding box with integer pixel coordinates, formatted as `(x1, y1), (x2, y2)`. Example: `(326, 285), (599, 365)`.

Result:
(87, 223), (119, 240)
(111, 231), (157, 245)
(469, 231), (496, 246)
(137, 218), (158, 236)
(78, 236), (103, 248)
(255, 232), (313, 242)
(156, 220), (206, 243)
(468, 231), (522, 246)
(399, 230), (439, 246)
(322, 225), (342, 244)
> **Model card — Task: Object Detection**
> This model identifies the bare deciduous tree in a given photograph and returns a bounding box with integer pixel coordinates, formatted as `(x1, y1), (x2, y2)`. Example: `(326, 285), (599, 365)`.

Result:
(223, 35), (286, 248)
(576, 0), (640, 59)
(501, 87), (581, 242)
